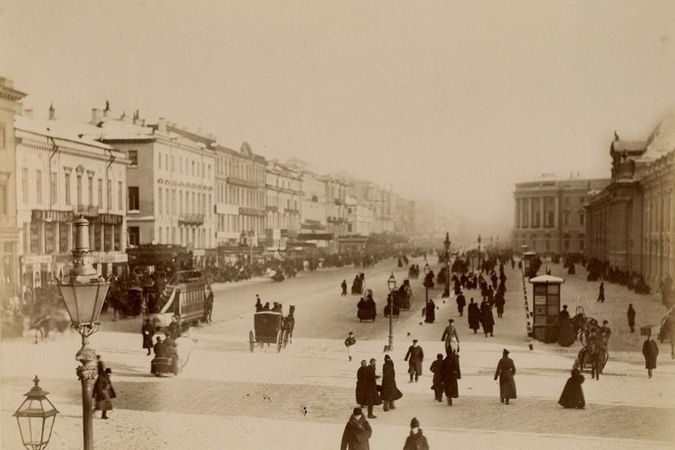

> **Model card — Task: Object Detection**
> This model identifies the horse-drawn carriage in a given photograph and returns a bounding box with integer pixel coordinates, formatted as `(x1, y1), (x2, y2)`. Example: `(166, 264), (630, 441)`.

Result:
(249, 306), (295, 352)
(573, 307), (609, 380)
(357, 290), (376, 322)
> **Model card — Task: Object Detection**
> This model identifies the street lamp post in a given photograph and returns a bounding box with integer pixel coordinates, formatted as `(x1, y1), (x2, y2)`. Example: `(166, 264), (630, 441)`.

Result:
(14, 376), (59, 450)
(57, 216), (109, 450)
(387, 273), (397, 352)
(443, 232), (451, 298)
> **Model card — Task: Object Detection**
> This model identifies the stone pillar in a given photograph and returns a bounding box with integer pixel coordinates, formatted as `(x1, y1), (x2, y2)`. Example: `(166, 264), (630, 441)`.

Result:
(540, 197), (544, 228)
(528, 197), (533, 228)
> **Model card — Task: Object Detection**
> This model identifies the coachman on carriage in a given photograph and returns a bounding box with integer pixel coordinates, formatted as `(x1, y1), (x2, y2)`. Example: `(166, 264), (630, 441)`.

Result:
(573, 308), (609, 380)
(357, 290), (376, 322)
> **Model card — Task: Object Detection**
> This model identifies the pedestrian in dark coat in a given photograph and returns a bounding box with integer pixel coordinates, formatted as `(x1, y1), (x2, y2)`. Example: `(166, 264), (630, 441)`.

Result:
(441, 351), (461, 405)
(494, 349), (517, 404)
(404, 339), (424, 382)
(642, 335), (659, 378)
(403, 417), (429, 450)
(495, 292), (505, 318)
(153, 336), (167, 358)
(363, 359), (380, 418)
(93, 368), (115, 419)
(558, 369), (585, 409)
(429, 353), (444, 402)
(142, 319), (154, 355)
(441, 319), (460, 355)
(627, 304), (636, 333)
(480, 303), (495, 337)
(468, 299), (480, 334)
(381, 355), (402, 411)
(355, 360), (367, 406)
(597, 282), (605, 303)
(456, 293), (466, 317)
(342, 280), (348, 296)
(424, 299), (435, 323)
(340, 408), (372, 450)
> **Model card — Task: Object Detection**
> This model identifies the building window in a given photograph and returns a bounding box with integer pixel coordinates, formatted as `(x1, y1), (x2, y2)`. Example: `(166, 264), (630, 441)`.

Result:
(564, 240), (570, 251)
(128, 227), (140, 246)
(579, 240), (585, 251)
(106, 178), (112, 210)
(0, 123), (5, 150)
(98, 178), (103, 207)
(65, 173), (71, 205)
(76, 174), (82, 206)
(21, 168), (29, 204)
(128, 187), (139, 211)
(547, 211), (554, 227)
(158, 152), (162, 169)
(50, 172), (58, 205)
(36, 170), (43, 204)
(118, 181), (123, 210)
(0, 183), (6, 214)
(158, 188), (163, 216)
(128, 150), (138, 167)
(87, 175), (93, 206)
(579, 212), (585, 226)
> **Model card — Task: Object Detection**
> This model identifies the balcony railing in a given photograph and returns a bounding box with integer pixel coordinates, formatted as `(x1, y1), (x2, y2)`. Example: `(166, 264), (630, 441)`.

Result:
(178, 213), (205, 225)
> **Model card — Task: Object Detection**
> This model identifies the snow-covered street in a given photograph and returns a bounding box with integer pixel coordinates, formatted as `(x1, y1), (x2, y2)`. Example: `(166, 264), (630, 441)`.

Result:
(2, 259), (674, 449)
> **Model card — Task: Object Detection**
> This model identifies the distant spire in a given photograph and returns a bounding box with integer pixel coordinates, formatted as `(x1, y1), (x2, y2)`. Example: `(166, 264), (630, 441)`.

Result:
(48, 102), (55, 120)
(614, 130), (620, 141)
(104, 100), (110, 112)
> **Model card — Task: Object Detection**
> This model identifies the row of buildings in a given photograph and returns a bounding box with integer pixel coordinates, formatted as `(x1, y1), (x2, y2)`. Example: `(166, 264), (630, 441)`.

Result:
(512, 115), (674, 289)
(0, 77), (430, 298)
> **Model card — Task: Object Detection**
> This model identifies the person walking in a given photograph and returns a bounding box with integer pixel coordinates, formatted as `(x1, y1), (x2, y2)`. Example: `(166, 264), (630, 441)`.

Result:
(424, 298), (436, 323)
(404, 339), (424, 383)
(627, 304), (636, 333)
(597, 282), (605, 303)
(441, 319), (460, 355)
(204, 286), (214, 323)
(480, 302), (495, 337)
(141, 319), (154, 355)
(355, 360), (367, 407)
(341, 280), (348, 296)
(381, 355), (402, 412)
(494, 348), (517, 404)
(93, 368), (116, 419)
(642, 334), (659, 378)
(558, 368), (585, 409)
(363, 358), (380, 418)
(456, 293), (466, 317)
(403, 417), (429, 450)
(345, 332), (356, 362)
(441, 348), (461, 406)
(468, 298), (480, 334)
(429, 354), (445, 402)
(340, 407), (372, 450)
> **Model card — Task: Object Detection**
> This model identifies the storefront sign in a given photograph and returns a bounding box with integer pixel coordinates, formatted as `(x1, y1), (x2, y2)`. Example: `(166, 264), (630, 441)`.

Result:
(98, 214), (123, 225)
(31, 209), (74, 223)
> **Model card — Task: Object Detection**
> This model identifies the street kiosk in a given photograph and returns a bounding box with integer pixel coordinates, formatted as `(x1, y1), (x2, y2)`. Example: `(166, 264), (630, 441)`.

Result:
(529, 275), (564, 343)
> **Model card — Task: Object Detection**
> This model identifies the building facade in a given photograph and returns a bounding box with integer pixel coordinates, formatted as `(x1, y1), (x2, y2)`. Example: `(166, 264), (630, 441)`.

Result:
(325, 177), (348, 242)
(265, 161), (301, 250)
(214, 142), (266, 260)
(15, 109), (129, 288)
(88, 110), (217, 264)
(513, 176), (610, 255)
(0, 77), (26, 298)
(586, 122), (674, 288)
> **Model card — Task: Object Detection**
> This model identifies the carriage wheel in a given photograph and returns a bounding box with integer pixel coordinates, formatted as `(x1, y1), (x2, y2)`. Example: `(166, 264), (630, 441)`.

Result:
(601, 351), (609, 370)
(283, 329), (289, 348)
(277, 331), (283, 353)
(249, 331), (255, 353)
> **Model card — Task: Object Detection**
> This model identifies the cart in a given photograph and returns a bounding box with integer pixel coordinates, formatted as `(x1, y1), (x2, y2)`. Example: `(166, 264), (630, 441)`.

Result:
(249, 311), (285, 352)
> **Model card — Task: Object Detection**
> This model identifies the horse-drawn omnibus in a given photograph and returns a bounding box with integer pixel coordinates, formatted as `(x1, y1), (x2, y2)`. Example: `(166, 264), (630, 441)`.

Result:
(149, 270), (208, 332)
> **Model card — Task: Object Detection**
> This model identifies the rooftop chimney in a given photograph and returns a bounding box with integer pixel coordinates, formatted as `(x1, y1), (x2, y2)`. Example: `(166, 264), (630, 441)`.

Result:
(91, 108), (102, 125)
(48, 102), (55, 120)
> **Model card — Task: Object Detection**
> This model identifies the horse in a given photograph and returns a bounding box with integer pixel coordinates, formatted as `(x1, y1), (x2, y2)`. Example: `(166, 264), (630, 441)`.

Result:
(658, 309), (674, 360)
(282, 305), (295, 345)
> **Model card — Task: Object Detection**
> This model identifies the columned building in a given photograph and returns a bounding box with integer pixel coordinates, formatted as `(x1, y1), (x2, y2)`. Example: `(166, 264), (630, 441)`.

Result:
(214, 142), (266, 261)
(586, 120), (674, 288)
(325, 176), (348, 243)
(265, 161), (301, 251)
(0, 77), (26, 299)
(513, 176), (609, 255)
(15, 107), (129, 288)
(83, 108), (217, 267)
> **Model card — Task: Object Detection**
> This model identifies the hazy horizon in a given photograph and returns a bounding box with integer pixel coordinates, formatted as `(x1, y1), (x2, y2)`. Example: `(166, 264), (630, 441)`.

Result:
(2, 0), (674, 233)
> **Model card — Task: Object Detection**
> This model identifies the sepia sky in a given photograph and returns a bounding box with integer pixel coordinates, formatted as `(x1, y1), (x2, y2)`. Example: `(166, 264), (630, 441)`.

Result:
(1, 0), (674, 235)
